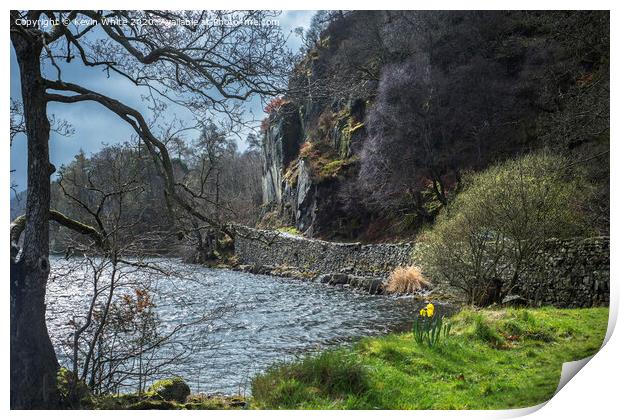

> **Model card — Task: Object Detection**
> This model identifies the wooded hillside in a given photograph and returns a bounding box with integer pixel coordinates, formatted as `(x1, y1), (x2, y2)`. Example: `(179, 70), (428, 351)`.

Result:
(260, 11), (609, 241)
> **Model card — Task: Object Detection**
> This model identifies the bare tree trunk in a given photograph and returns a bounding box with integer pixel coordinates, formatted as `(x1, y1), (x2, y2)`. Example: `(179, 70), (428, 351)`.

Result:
(10, 35), (60, 409)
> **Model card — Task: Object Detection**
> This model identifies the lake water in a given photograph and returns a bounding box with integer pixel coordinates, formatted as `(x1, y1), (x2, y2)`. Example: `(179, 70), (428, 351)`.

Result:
(46, 257), (438, 395)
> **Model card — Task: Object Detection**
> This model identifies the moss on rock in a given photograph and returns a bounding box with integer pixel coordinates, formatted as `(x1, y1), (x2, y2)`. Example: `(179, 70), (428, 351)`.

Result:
(147, 377), (191, 402)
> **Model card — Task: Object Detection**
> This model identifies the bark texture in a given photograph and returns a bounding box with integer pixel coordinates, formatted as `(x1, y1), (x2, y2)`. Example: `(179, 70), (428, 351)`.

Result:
(10, 34), (60, 409)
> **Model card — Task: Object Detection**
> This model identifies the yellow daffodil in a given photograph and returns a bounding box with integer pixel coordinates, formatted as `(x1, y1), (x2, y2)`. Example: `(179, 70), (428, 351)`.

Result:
(426, 303), (435, 317)
(419, 308), (427, 317)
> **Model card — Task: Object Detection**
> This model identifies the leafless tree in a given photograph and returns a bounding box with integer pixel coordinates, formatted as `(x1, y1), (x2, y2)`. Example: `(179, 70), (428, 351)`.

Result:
(47, 142), (232, 405)
(173, 122), (263, 262)
(11, 98), (74, 148)
(52, 254), (229, 403)
(10, 98), (25, 146)
(10, 10), (290, 408)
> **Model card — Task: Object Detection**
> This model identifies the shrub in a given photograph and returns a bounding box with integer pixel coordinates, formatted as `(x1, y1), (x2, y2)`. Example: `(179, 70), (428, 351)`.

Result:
(386, 265), (430, 294)
(415, 151), (593, 306)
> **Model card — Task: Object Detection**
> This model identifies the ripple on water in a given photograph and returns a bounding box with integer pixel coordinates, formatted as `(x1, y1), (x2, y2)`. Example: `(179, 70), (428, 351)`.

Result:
(46, 257), (445, 395)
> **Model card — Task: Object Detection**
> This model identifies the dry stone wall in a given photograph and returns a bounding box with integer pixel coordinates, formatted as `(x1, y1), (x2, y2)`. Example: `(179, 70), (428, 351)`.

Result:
(234, 228), (609, 306)
(234, 226), (413, 278)
(516, 237), (609, 307)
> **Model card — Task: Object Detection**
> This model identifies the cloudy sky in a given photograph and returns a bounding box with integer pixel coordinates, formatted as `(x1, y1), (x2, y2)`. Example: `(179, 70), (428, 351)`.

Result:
(10, 10), (316, 192)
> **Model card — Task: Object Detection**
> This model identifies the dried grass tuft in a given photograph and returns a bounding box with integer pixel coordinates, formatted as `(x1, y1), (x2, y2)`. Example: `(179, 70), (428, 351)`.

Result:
(386, 265), (430, 294)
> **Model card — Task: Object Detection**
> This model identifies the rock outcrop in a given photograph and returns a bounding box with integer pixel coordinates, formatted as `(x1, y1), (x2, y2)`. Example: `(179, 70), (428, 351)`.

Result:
(260, 98), (369, 239)
(261, 102), (304, 206)
(148, 377), (191, 403)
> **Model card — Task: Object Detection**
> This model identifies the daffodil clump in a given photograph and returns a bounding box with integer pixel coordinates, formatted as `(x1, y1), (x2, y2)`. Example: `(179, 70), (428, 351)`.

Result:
(412, 303), (451, 347)
(419, 302), (435, 317)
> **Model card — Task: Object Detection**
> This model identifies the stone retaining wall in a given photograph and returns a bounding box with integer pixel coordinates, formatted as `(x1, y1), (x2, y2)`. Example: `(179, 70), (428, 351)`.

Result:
(234, 226), (413, 279)
(234, 227), (609, 306)
(516, 237), (610, 307)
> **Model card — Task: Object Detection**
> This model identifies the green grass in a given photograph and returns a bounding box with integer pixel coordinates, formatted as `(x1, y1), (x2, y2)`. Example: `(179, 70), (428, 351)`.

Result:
(250, 307), (609, 409)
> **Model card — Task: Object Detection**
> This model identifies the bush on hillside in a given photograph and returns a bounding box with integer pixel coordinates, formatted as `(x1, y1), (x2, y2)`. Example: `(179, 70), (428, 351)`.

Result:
(415, 152), (593, 306)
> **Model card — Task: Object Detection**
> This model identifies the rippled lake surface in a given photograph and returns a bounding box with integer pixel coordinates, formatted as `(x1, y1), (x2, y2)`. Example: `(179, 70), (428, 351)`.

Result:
(46, 257), (434, 395)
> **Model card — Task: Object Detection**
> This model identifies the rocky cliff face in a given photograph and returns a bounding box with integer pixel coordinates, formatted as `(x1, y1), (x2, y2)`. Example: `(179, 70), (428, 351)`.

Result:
(259, 97), (369, 238)
(260, 102), (304, 206)
(258, 12), (384, 239)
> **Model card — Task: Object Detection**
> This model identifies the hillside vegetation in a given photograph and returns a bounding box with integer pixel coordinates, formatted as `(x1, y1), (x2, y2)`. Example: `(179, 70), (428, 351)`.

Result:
(262, 11), (609, 241)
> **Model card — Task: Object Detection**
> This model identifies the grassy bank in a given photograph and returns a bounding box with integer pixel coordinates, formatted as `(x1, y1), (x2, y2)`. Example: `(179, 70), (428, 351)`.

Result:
(251, 307), (609, 409)
(91, 394), (247, 410)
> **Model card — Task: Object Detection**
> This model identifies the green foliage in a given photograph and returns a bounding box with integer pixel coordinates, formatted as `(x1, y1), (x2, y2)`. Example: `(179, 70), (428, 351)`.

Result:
(90, 392), (247, 410)
(129, 399), (178, 410)
(298, 140), (357, 183)
(251, 307), (608, 409)
(471, 316), (506, 348)
(251, 350), (370, 408)
(415, 151), (594, 305)
(319, 159), (351, 178)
